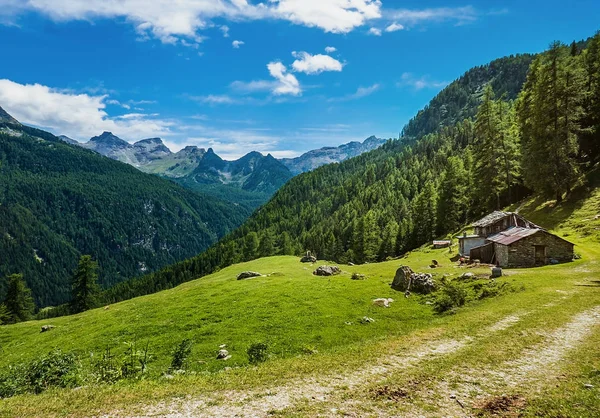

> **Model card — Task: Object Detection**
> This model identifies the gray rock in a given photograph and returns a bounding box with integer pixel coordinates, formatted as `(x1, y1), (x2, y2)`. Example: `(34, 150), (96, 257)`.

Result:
(237, 271), (262, 280)
(372, 298), (394, 308)
(360, 316), (375, 324)
(460, 272), (475, 280)
(351, 273), (366, 280)
(391, 266), (436, 294)
(300, 251), (317, 263)
(217, 349), (231, 360)
(490, 267), (503, 278)
(40, 325), (55, 333)
(313, 265), (341, 276)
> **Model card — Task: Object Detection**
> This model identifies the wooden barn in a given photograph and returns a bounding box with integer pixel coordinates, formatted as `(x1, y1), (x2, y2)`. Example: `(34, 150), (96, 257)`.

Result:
(463, 211), (574, 268)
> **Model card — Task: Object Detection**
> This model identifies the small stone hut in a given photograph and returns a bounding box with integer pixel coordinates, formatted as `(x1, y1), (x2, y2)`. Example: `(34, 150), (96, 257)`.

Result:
(485, 227), (574, 268)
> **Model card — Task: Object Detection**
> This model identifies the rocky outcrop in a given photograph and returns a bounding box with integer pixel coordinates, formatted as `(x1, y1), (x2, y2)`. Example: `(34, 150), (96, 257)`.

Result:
(391, 266), (436, 294)
(40, 325), (55, 333)
(237, 271), (262, 280)
(313, 265), (341, 276)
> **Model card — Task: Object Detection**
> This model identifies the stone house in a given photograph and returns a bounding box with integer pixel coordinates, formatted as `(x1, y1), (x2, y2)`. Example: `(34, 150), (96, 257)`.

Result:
(462, 211), (574, 267)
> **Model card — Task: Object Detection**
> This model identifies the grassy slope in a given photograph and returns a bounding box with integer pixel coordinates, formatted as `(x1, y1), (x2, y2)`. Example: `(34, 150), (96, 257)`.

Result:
(0, 184), (599, 417)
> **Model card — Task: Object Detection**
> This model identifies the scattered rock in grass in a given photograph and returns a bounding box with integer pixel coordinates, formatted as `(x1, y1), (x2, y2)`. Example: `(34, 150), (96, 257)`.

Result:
(217, 349), (231, 360)
(237, 271), (262, 280)
(344, 321), (353, 325)
(40, 325), (55, 333)
(300, 251), (317, 263)
(584, 383), (594, 389)
(594, 214), (600, 220)
(313, 265), (341, 276)
(360, 316), (375, 324)
(372, 298), (394, 308)
(474, 394), (526, 416)
(351, 272), (366, 280)
(391, 266), (436, 294)
(219, 344), (227, 348)
(460, 272), (476, 280)
(491, 267), (503, 278)
(430, 260), (439, 268)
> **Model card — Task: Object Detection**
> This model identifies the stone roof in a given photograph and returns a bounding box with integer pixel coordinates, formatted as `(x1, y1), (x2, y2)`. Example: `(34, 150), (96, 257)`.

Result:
(472, 211), (515, 227)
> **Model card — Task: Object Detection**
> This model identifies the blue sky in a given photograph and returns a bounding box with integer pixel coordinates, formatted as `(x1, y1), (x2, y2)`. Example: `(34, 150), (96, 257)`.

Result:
(0, 0), (599, 159)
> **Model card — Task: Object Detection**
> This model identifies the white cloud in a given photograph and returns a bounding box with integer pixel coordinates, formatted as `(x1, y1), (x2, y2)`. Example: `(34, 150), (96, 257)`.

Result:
(328, 83), (380, 102)
(386, 6), (479, 26)
(267, 62), (301, 96)
(191, 94), (238, 105)
(397, 73), (448, 90)
(232, 40), (244, 48)
(291, 51), (343, 75)
(0, 79), (173, 140)
(272, 0), (382, 33)
(230, 79), (276, 94)
(219, 25), (230, 37)
(4, 0), (382, 44)
(325, 46), (337, 54)
(368, 27), (382, 36)
(385, 22), (404, 32)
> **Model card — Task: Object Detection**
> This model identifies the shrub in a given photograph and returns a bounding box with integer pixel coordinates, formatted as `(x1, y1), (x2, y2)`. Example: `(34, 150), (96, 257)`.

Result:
(25, 349), (81, 394)
(94, 347), (122, 384)
(433, 282), (468, 313)
(0, 350), (80, 397)
(170, 339), (193, 371)
(247, 342), (269, 365)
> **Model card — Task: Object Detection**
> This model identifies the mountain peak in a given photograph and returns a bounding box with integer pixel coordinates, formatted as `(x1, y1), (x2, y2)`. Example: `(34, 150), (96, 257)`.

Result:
(0, 106), (20, 125)
(89, 132), (130, 147)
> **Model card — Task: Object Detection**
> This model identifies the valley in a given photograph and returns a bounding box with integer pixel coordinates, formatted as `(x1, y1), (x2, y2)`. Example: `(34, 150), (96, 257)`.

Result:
(0, 5), (599, 417)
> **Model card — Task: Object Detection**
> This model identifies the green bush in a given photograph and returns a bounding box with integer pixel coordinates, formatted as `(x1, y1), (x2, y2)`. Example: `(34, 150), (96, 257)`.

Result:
(25, 349), (81, 394)
(0, 349), (80, 397)
(247, 342), (269, 365)
(433, 282), (468, 313)
(170, 339), (193, 371)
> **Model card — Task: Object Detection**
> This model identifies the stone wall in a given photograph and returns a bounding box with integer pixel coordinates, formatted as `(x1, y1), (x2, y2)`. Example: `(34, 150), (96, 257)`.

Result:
(497, 231), (574, 268)
(495, 244), (509, 267)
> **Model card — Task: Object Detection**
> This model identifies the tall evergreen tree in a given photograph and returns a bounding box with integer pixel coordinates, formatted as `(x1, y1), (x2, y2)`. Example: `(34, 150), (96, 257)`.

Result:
(580, 32), (600, 163)
(0, 303), (10, 325)
(243, 232), (259, 260)
(437, 156), (469, 234)
(71, 255), (101, 313)
(411, 181), (438, 246)
(3, 274), (35, 323)
(519, 41), (582, 202)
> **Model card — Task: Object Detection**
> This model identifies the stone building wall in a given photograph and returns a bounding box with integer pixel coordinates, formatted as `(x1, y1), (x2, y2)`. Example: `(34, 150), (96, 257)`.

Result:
(495, 244), (509, 267)
(496, 231), (574, 268)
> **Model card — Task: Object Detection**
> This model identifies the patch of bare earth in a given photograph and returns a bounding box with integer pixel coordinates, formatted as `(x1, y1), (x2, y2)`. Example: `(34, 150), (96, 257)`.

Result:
(127, 313), (527, 418)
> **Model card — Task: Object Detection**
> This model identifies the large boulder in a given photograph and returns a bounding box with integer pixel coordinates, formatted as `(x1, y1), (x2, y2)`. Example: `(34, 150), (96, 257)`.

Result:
(237, 271), (262, 280)
(313, 265), (341, 276)
(391, 266), (436, 294)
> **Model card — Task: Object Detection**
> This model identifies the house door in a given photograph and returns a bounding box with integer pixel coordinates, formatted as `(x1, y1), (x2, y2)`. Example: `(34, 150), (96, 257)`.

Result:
(534, 245), (546, 265)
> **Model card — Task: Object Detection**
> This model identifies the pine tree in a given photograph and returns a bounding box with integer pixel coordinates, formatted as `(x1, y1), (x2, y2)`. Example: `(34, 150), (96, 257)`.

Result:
(412, 182), (438, 245)
(473, 85), (502, 210)
(362, 210), (380, 263)
(437, 156), (468, 234)
(518, 42), (582, 202)
(258, 232), (274, 258)
(0, 303), (10, 325)
(71, 255), (101, 313)
(243, 232), (259, 260)
(3, 274), (35, 323)
(580, 32), (600, 163)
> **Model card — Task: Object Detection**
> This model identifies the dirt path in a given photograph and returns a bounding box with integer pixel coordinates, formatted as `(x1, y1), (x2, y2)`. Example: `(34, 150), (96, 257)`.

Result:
(135, 313), (530, 418)
(127, 304), (600, 418)
(408, 306), (600, 418)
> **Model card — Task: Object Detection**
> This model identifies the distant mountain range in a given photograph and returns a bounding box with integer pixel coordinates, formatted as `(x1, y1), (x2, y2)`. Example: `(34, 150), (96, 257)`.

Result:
(0, 106), (251, 307)
(60, 132), (387, 209)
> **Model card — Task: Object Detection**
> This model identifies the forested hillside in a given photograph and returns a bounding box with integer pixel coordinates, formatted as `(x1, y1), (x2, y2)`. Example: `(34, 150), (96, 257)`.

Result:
(101, 39), (579, 303)
(0, 118), (250, 307)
